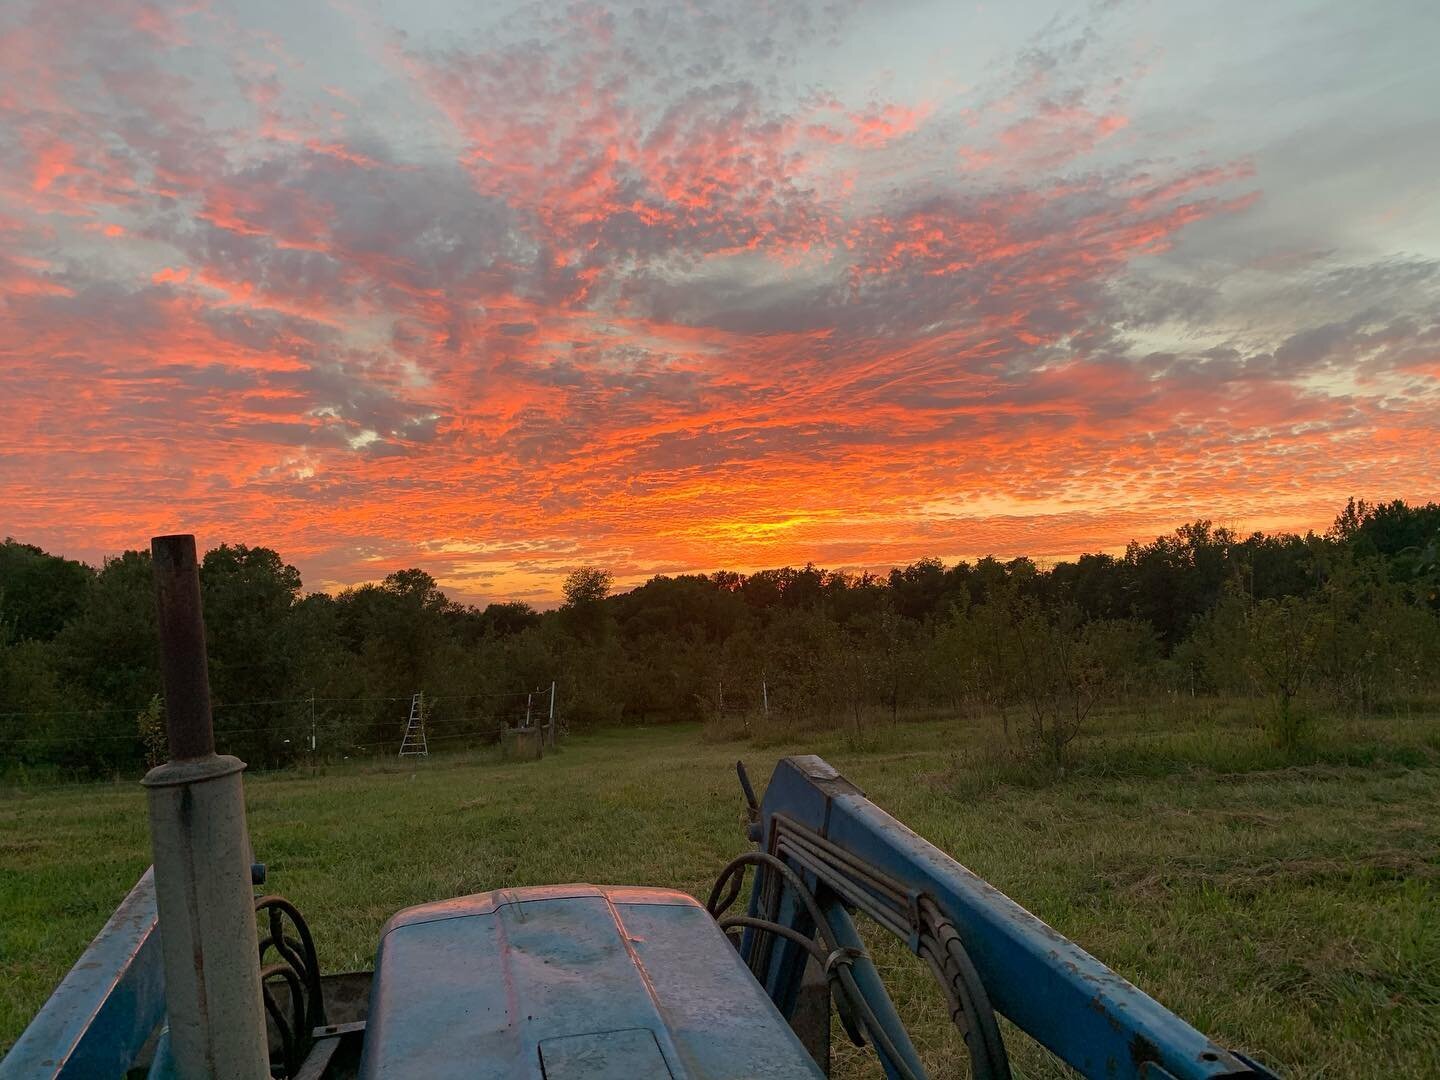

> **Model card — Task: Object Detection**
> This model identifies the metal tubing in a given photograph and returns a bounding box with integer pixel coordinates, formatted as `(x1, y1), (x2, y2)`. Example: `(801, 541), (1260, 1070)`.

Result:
(150, 535), (215, 761)
(144, 768), (269, 1078)
(755, 755), (1276, 1080)
(820, 896), (928, 1080)
(144, 533), (269, 1080)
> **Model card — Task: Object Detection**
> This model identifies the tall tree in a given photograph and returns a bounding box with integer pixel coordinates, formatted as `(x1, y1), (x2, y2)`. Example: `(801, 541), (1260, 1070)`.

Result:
(0, 539), (93, 641)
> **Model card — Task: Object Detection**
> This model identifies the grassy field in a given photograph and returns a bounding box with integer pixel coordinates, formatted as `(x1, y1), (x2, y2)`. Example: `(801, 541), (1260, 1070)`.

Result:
(3, 705), (1439, 1076)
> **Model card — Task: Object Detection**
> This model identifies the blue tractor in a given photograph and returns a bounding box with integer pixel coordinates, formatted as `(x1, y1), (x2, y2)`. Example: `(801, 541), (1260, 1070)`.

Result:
(1, 536), (1278, 1079)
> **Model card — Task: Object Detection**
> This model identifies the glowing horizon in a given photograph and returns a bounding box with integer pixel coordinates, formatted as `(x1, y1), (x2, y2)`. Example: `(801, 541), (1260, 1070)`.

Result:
(2, 1), (1437, 605)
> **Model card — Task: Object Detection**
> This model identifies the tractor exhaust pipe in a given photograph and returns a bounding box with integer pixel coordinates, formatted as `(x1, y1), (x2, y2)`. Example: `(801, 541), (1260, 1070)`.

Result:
(142, 534), (270, 1079)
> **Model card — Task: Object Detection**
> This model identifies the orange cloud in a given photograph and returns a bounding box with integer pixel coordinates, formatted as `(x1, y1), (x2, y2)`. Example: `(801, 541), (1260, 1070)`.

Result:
(0, 0), (1435, 606)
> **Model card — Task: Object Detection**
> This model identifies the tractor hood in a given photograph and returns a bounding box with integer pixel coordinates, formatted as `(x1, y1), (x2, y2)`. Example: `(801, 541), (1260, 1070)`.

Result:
(358, 884), (825, 1079)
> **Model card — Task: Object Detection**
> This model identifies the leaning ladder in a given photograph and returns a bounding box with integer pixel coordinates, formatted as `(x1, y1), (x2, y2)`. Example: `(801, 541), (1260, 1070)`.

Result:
(398, 692), (428, 757)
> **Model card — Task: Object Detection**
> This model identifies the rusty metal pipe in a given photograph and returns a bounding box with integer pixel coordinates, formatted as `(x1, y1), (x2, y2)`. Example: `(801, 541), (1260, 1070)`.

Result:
(143, 534), (269, 1079)
(150, 534), (216, 761)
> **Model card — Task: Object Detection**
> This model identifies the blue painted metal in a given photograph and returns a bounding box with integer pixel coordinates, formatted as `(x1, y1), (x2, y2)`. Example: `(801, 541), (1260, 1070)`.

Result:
(0, 867), (165, 1080)
(746, 756), (1278, 1080)
(817, 893), (923, 1080)
(5, 756), (1283, 1079)
(145, 1027), (175, 1080)
(359, 884), (825, 1079)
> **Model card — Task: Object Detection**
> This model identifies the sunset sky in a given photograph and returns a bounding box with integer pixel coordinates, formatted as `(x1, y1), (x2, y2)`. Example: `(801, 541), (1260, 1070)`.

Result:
(1, 0), (1437, 605)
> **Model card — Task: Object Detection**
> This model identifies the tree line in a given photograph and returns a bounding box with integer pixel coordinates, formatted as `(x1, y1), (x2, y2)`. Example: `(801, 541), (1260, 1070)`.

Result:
(2, 498), (1437, 777)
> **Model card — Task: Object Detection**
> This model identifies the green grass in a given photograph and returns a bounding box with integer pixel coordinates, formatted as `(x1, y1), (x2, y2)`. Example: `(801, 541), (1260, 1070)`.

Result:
(3, 706), (1439, 1076)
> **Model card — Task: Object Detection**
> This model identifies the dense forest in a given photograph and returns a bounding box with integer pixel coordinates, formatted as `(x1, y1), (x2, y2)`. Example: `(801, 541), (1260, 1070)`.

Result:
(2, 498), (1437, 779)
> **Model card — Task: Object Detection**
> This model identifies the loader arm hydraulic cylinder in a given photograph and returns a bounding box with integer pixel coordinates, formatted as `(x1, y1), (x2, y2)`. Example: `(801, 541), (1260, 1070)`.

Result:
(741, 755), (1277, 1080)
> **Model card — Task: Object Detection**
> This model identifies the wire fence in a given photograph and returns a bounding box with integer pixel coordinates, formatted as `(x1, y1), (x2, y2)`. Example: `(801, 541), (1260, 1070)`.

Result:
(0, 683), (561, 795)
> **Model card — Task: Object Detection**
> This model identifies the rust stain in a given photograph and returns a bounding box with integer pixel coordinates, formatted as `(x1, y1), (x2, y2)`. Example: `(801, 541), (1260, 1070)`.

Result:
(1088, 992), (1125, 1034)
(1130, 1032), (1162, 1069)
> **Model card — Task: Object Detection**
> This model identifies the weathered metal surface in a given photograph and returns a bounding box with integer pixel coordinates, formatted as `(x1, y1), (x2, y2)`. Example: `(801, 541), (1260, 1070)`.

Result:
(749, 755), (1278, 1080)
(293, 1022), (368, 1080)
(146, 1026), (175, 1079)
(292, 1036), (344, 1080)
(2, 853), (352, 1080)
(358, 884), (824, 1079)
(142, 757), (270, 1078)
(144, 531), (271, 1079)
(539, 1028), (672, 1078)
(319, 972), (374, 1026)
(787, 957), (831, 1076)
(149, 534), (216, 761)
(0, 868), (164, 1079)
(816, 894), (926, 1079)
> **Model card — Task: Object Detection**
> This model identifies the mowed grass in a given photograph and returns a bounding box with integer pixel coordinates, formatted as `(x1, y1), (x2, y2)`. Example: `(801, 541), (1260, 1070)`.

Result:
(3, 706), (1439, 1076)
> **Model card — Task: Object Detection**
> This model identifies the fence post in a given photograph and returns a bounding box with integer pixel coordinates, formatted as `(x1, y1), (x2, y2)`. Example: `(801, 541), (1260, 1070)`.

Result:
(547, 681), (557, 747)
